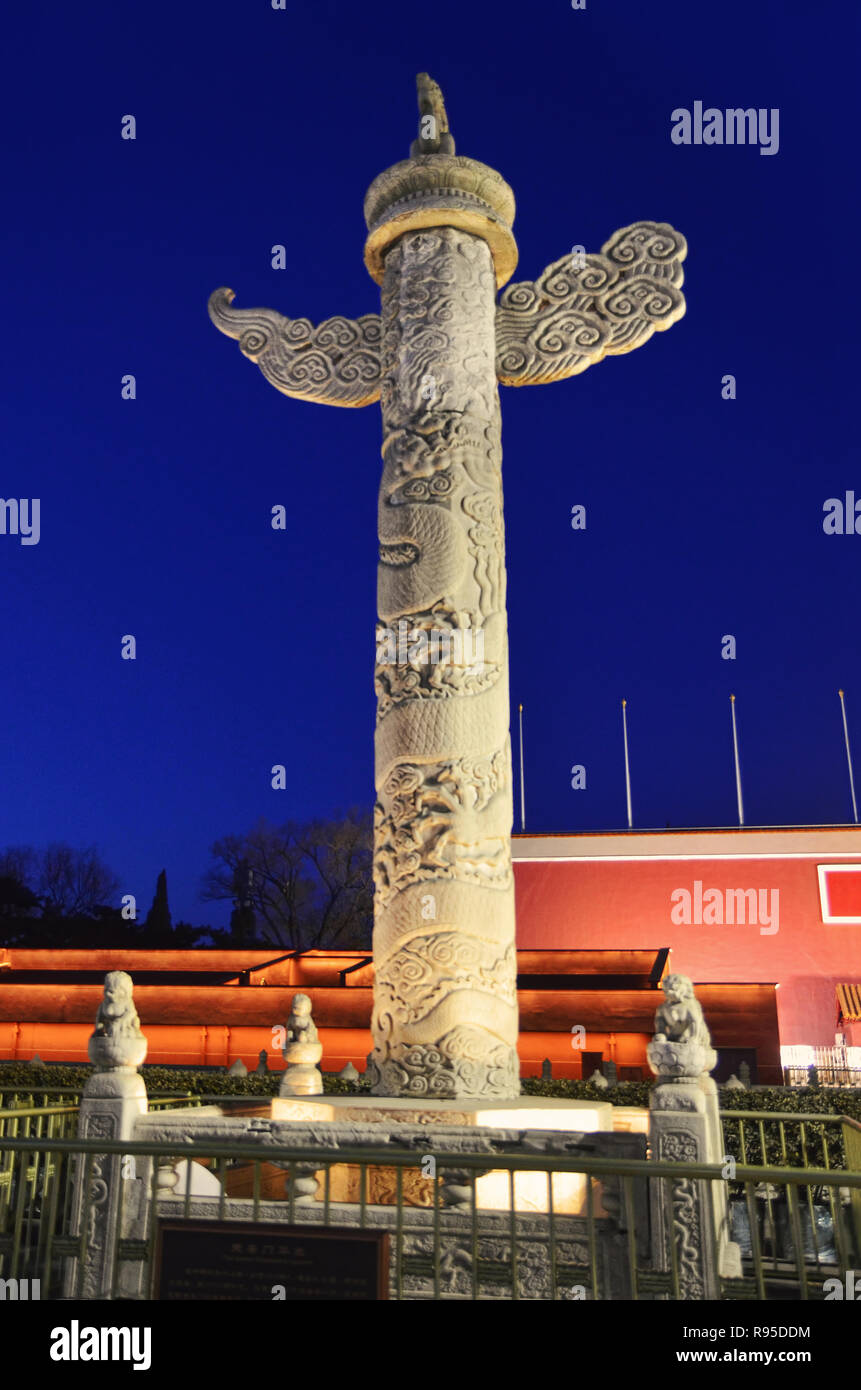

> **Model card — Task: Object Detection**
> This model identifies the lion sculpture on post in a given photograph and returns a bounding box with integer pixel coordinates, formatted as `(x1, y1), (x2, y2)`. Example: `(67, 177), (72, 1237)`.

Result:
(88, 971), (147, 1072)
(653, 974), (712, 1048)
(648, 973), (717, 1084)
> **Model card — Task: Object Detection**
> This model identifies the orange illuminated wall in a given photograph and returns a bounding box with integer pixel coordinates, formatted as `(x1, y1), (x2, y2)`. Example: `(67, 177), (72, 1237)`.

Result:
(0, 1020), (647, 1078)
(0, 942), (779, 1077)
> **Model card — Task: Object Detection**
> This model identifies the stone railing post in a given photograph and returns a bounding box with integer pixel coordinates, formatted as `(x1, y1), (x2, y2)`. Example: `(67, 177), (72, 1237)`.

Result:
(65, 972), (148, 1299)
(279, 993), (324, 1096)
(647, 974), (741, 1298)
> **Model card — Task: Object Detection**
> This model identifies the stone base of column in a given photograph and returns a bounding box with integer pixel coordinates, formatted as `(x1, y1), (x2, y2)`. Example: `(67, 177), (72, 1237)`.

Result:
(365, 1042), (520, 1102)
(272, 1094), (611, 1131)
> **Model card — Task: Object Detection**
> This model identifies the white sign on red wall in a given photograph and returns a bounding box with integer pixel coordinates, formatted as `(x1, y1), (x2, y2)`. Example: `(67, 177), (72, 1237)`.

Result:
(817, 865), (861, 923)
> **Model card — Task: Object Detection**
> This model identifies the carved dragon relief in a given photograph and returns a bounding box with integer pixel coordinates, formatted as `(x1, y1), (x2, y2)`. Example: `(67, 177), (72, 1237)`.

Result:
(369, 224), (520, 1097)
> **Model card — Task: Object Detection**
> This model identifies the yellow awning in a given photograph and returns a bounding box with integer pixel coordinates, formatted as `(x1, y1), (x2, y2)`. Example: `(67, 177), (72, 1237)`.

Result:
(837, 983), (861, 1022)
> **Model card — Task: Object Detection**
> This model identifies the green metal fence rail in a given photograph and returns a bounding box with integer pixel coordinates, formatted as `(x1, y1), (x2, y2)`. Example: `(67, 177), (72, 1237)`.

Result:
(145, 1095), (205, 1111)
(0, 1106), (81, 1140)
(0, 1101), (81, 1285)
(0, 1088), (258, 1107)
(1, 1130), (859, 1301)
(719, 1109), (861, 1171)
(717, 1110), (861, 1293)
(0, 1089), (213, 1115)
(0, 1090), (83, 1110)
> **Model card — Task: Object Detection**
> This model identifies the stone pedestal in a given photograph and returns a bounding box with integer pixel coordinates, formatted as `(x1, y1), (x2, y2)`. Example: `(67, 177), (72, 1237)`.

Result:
(64, 973), (149, 1299)
(279, 1050), (323, 1096)
(271, 1095), (617, 1226)
(647, 975), (742, 1297)
(279, 993), (323, 1096)
(139, 1104), (645, 1299)
(271, 1094), (612, 1132)
(649, 1075), (742, 1297)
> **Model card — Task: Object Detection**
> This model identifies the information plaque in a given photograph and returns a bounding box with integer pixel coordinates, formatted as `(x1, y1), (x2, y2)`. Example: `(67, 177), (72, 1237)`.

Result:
(154, 1220), (389, 1300)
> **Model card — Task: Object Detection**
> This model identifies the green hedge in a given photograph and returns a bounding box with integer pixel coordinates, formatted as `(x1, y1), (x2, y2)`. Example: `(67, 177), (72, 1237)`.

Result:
(719, 1086), (861, 1122)
(521, 1078), (654, 1106)
(1, 1066), (655, 1103)
(0, 1061), (371, 1099)
(2, 1061), (860, 1168)
(718, 1086), (861, 1171)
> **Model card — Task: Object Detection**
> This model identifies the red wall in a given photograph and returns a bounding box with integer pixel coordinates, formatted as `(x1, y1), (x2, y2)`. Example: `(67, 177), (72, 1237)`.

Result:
(513, 840), (861, 1046)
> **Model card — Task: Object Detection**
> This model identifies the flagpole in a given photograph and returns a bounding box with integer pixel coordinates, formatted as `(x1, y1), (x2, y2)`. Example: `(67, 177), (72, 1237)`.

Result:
(838, 689), (859, 824)
(518, 703), (526, 832)
(730, 693), (744, 827)
(622, 698), (633, 829)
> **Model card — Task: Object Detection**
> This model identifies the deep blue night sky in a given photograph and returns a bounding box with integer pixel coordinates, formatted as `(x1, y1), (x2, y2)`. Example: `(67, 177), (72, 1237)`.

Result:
(2, 0), (858, 927)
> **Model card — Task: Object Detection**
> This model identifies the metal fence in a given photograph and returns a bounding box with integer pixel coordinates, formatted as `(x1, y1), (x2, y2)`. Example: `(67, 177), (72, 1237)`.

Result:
(0, 1128), (859, 1301)
(781, 1046), (861, 1088)
(0, 1089), (84, 1110)
(718, 1109), (861, 1284)
(0, 1103), (80, 1144)
(2, 1095), (861, 1300)
(719, 1109), (861, 1170)
(783, 1065), (861, 1088)
(0, 1088), (208, 1113)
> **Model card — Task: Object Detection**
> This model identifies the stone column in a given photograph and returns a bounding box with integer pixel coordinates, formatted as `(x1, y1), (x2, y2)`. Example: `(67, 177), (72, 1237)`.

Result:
(364, 152), (521, 1099)
(207, 74), (686, 1104)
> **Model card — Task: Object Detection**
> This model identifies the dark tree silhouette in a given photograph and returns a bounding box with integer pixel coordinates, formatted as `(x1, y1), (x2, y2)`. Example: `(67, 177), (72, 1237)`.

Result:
(144, 869), (172, 936)
(202, 809), (374, 950)
(36, 843), (121, 919)
(0, 874), (40, 921)
(0, 844), (212, 947)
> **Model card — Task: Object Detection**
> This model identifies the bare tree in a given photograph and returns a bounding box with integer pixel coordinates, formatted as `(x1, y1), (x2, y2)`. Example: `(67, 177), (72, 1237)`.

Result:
(201, 810), (373, 950)
(37, 843), (120, 918)
(298, 813), (374, 948)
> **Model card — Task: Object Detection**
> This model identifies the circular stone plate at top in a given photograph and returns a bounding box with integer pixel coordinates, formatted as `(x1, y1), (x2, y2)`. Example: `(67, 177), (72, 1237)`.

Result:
(364, 203), (519, 289)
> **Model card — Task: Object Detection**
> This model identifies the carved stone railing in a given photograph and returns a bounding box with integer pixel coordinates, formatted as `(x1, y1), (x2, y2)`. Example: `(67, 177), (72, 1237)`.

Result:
(133, 1110), (648, 1300)
(60, 972), (739, 1300)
